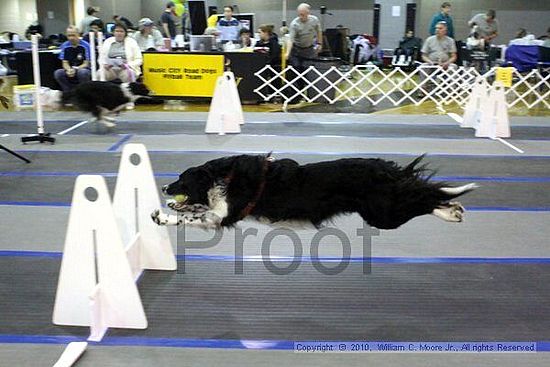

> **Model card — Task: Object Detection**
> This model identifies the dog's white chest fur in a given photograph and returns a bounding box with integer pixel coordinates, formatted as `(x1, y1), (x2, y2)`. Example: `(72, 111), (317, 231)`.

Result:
(207, 184), (229, 219)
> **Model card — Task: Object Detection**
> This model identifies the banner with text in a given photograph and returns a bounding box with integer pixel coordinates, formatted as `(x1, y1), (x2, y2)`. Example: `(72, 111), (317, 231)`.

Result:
(143, 53), (225, 97)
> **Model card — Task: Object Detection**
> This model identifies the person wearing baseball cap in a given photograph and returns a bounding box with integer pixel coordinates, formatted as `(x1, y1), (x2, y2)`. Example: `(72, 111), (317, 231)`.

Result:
(133, 17), (164, 51)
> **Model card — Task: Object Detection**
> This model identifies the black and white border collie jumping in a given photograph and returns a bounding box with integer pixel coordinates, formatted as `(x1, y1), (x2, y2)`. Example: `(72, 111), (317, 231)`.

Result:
(62, 81), (150, 127)
(151, 154), (477, 230)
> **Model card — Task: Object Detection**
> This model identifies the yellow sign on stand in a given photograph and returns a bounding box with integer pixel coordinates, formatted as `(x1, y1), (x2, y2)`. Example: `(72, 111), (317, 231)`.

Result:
(495, 67), (514, 88)
(143, 53), (225, 97)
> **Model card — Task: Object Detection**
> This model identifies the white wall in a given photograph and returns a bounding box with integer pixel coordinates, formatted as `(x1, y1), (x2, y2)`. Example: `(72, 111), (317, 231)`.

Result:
(376, 0), (413, 49)
(36, 0), (70, 35)
(0, 0), (38, 37)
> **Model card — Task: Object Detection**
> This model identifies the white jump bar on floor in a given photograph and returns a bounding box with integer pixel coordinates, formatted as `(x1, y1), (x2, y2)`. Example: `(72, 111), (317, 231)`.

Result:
(492, 137), (524, 154)
(447, 113), (524, 154)
(52, 342), (88, 367)
(57, 120), (89, 135)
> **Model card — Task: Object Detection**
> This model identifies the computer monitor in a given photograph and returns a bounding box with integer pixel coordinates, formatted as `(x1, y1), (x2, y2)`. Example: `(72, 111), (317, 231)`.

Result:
(105, 22), (115, 34)
(190, 35), (216, 52)
(12, 41), (32, 50)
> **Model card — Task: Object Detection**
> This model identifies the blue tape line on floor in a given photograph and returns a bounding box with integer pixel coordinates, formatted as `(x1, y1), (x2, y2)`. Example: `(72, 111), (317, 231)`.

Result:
(107, 134), (134, 152)
(2, 251), (550, 264)
(2, 119), (550, 128)
(0, 334), (549, 351)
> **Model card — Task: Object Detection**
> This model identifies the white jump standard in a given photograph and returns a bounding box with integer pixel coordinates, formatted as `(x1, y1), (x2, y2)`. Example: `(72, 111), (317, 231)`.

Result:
(53, 144), (176, 342)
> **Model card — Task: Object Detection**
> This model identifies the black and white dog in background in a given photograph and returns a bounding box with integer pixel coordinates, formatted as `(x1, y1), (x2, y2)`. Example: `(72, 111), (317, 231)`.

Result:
(62, 81), (150, 127)
(151, 154), (477, 230)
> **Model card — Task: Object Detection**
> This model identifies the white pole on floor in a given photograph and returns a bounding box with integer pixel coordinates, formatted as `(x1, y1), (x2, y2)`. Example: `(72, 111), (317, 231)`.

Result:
(21, 34), (55, 144)
(282, 0), (287, 26)
(97, 32), (105, 81)
(90, 31), (97, 81)
(32, 34), (44, 134)
(53, 342), (88, 367)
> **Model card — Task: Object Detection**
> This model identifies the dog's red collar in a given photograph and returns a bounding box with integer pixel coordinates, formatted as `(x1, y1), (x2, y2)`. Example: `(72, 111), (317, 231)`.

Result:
(224, 156), (272, 219)
(240, 158), (271, 218)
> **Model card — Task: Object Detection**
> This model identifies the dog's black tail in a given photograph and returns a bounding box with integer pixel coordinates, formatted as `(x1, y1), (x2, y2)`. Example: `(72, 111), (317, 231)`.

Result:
(404, 154), (478, 200)
(403, 153), (434, 180)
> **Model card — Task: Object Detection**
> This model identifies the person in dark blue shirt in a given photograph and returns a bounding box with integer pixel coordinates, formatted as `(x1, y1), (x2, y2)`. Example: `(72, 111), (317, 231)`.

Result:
(161, 1), (177, 39)
(429, 2), (454, 39)
(83, 19), (112, 48)
(54, 25), (91, 91)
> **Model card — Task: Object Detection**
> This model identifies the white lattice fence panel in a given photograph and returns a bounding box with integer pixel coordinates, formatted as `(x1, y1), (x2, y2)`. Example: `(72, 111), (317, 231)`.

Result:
(254, 65), (550, 110)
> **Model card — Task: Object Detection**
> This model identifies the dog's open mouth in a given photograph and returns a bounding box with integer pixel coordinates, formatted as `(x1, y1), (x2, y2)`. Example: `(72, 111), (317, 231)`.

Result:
(166, 194), (189, 211)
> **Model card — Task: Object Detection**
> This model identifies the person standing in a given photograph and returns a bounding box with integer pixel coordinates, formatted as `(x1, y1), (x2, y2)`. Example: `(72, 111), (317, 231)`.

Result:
(286, 3), (322, 70)
(543, 27), (550, 48)
(468, 9), (499, 44)
(80, 6), (100, 35)
(161, 1), (177, 39)
(216, 6), (242, 42)
(54, 26), (91, 92)
(429, 2), (454, 39)
(180, 0), (190, 38)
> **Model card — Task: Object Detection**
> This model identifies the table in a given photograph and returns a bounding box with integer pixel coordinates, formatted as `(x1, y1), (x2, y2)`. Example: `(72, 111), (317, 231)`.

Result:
(142, 51), (269, 102)
(505, 45), (539, 72)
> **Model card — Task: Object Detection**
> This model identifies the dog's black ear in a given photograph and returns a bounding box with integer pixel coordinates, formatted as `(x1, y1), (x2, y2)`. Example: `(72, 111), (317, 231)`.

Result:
(129, 82), (150, 96)
(191, 167), (214, 186)
(227, 155), (265, 219)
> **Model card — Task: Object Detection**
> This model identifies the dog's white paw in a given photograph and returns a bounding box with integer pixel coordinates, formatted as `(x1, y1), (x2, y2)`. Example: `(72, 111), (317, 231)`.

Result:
(151, 209), (169, 225)
(98, 119), (116, 128)
(202, 212), (222, 225)
(433, 202), (465, 223)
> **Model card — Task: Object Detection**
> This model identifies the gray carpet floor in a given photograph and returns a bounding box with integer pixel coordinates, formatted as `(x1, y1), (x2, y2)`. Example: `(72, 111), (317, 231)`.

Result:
(1, 112), (549, 366)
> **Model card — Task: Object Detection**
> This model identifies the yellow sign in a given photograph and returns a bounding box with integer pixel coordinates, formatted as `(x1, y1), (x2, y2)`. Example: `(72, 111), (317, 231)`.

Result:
(495, 67), (514, 88)
(143, 53), (224, 97)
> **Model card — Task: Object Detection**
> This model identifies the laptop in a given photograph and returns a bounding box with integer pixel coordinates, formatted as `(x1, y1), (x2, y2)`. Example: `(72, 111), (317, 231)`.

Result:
(190, 35), (216, 52)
